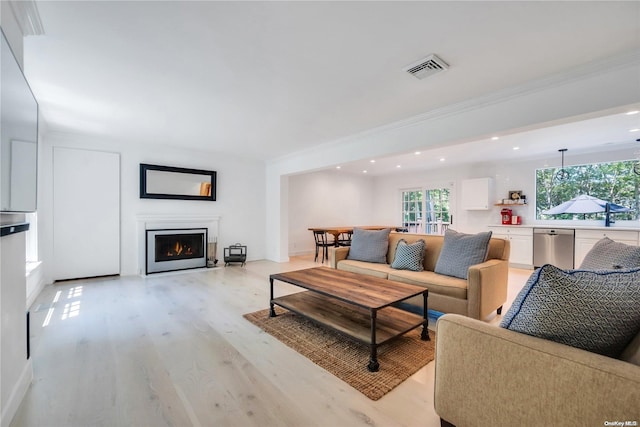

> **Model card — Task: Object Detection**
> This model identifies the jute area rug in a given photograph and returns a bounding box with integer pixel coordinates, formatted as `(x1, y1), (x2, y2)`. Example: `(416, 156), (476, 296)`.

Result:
(243, 307), (435, 400)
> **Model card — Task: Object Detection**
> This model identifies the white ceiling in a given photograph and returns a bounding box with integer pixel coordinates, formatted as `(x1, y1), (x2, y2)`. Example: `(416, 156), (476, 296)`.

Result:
(24, 1), (640, 172)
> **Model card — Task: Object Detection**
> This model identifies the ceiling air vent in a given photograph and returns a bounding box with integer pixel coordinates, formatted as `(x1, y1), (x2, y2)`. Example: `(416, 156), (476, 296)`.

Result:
(404, 54), (448, 80)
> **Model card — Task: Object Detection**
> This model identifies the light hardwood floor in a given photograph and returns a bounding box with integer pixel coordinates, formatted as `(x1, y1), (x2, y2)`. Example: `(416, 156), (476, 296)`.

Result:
(11, 256), (531, 427)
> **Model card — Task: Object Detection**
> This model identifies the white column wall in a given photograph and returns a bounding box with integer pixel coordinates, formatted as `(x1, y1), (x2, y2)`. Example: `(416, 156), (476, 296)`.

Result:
(287, 170), (375, 256)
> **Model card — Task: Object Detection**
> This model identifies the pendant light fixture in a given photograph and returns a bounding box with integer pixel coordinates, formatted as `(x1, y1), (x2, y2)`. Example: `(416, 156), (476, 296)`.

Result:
(555, 148), (569, 181)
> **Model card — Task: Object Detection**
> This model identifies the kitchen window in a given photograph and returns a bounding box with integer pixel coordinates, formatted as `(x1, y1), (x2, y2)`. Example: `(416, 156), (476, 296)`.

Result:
(536, 159), (640, 220)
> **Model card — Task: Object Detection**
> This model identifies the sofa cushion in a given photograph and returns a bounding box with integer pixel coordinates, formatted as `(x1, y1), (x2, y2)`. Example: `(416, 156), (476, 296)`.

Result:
(391, 238), (426, 271)
(347, 228), (391, 263)
(388, 270), (468, 300)
(500, 264), (640, 358)
(336, 259), (392, 278)
(434, 229), (492, 279)
(580, 237), (640, 270)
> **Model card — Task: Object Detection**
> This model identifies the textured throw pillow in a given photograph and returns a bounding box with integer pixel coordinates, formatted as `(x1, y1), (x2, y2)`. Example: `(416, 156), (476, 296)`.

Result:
(391, 239), (426, 271)
(347, 228), (391, 264)
(434, 229), (492, 279)
(580, 237), (640, 270)
(500, 264), (640, 358)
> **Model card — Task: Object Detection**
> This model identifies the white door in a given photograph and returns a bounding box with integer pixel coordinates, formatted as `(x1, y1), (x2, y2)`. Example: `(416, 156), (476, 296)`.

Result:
(53, 147), (120, 281)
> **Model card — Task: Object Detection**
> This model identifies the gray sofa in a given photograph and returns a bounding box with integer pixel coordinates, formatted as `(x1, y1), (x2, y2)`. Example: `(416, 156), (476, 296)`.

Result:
(329, 231), (510, 320)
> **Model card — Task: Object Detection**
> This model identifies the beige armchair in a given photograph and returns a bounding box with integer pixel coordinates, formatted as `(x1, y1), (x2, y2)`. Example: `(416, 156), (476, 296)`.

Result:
(434, 314), (640, 427)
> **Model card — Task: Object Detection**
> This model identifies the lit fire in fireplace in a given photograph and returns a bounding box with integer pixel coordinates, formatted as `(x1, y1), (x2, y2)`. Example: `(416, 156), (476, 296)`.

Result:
(166, 241), (194, 257)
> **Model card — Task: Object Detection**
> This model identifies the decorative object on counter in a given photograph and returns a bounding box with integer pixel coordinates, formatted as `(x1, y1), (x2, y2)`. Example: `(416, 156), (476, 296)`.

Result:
(224, 243), (247, 266)
(554, 148), (570, 181)
(542, 194), (630, 226)
(501, 208), (513, 225)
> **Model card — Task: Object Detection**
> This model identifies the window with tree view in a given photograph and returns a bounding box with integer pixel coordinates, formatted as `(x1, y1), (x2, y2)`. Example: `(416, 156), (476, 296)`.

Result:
(536, 159), (639, 221)
(401, 188), (451, 234)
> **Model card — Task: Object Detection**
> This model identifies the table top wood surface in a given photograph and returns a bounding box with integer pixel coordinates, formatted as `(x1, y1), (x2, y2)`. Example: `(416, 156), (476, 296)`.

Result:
(307, 225), (398, 234)
(270, 267), (427, 310)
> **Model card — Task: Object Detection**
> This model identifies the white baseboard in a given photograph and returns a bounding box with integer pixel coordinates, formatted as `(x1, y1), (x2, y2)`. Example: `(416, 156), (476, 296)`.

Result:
(1, 360), (33, 427)
(288, 250), (314, 257)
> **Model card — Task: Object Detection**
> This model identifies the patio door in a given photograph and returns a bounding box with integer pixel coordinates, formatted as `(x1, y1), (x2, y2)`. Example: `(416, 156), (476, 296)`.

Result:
(401, 183), (453, 234)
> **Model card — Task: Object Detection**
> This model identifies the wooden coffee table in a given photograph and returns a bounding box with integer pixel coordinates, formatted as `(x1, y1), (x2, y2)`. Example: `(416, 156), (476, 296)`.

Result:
(269, 267), (429, 372)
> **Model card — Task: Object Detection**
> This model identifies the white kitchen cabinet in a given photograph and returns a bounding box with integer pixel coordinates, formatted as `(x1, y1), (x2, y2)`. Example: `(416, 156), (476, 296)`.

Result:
(574, 229), (639, 267)
(488, 226), (533, 268)
(461, 178), (493, 210)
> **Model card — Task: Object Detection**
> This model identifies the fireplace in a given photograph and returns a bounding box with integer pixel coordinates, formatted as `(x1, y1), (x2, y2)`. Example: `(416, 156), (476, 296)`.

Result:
(146, 228), (207, 274)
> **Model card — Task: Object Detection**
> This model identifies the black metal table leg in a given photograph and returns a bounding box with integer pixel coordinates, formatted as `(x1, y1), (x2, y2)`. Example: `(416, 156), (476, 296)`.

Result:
(368, 309), (379, 372)
(269, 277), (277, 317)
(421, 290), (430, 341)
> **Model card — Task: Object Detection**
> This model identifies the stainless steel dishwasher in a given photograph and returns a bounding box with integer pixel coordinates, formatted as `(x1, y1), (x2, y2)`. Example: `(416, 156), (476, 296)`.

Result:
(533, 228), (575, 269)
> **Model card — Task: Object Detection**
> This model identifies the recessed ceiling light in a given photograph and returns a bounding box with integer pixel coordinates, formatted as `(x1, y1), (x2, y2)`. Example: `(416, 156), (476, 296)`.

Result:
(396, 165), (401, 168)
(439, 158), (445, 162)
(513, 146), (520, 150)
(362, 170), (367, 173)
(336, 166), (341, 169)
(415, 151), (421, 155)
(370, 159), (376, 163)
(626, 110), (639, 115)
(491, 136), (499, 141)
(630, 128), (640, 133)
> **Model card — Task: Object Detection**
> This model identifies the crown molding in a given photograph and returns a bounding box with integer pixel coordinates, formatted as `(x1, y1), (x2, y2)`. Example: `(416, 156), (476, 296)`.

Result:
(9, 0), (44, 36)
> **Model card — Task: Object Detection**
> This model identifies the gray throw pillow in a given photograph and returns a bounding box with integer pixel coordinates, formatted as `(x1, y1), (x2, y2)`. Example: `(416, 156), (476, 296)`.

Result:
(500, 264), (640, 358)
(434, 229), (492, 279)
(347, 228), (391, 263)
(391, 239), (426, 271)
(580, 237), (640, 270)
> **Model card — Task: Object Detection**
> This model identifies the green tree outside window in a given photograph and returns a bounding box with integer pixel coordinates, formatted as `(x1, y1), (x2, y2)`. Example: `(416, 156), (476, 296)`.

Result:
(536, 160), (640, 220)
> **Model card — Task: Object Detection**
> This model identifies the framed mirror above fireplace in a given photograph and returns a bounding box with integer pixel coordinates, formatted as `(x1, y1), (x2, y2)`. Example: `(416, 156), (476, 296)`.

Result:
(140, 163), (217, 201)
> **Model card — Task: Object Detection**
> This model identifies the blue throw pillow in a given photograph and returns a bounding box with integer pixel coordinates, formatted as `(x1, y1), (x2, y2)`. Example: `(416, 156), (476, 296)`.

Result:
(434, 229), (492, 279)
(391, 239), (425, 271)
(500, 264), (640, 358)
(347, 228), (391, 263)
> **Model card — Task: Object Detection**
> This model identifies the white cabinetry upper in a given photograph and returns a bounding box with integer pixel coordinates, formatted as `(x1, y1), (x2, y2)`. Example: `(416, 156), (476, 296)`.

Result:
(488, 226), (533, 268)
(461, 178), (493, 210)
(574, 229), (639, 268)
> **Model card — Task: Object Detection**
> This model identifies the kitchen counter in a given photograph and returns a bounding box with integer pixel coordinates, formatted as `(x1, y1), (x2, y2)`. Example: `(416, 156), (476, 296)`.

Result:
(488, 224), (640, 231)
(488, 224), (640, 269)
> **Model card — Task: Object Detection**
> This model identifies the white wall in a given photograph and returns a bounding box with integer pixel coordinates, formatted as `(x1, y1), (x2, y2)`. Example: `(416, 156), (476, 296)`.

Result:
(38, 131), (266, 280)
(287, 170), (375, 255)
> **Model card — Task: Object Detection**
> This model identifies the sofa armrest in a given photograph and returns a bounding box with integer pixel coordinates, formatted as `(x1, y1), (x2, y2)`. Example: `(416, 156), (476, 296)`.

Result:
(434, 314), (640, 427)
(466, 258), (509, 319)
(329, 246), (349, 269)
